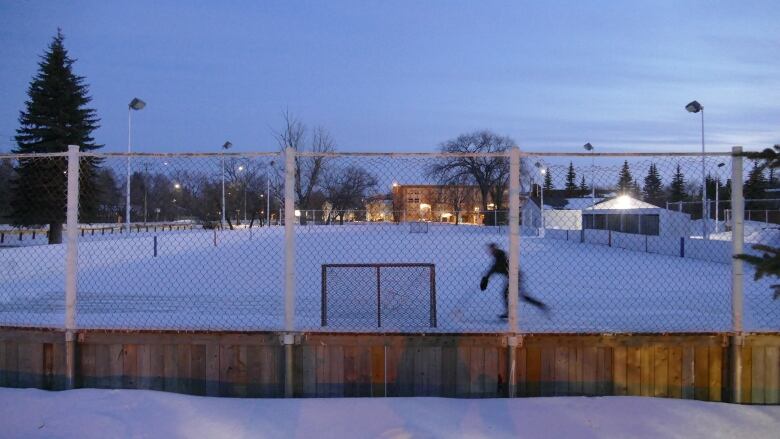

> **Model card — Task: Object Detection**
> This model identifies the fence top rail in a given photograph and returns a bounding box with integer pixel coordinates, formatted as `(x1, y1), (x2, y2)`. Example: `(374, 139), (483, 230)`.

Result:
(0, 150), (751, 160)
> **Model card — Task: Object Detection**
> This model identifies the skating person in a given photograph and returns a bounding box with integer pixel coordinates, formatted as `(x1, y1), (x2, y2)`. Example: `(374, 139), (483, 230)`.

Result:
(480, 242), (549, 319)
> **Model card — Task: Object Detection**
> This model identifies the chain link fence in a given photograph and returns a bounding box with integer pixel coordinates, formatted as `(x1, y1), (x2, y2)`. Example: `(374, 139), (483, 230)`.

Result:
(0, 148), (777, 333)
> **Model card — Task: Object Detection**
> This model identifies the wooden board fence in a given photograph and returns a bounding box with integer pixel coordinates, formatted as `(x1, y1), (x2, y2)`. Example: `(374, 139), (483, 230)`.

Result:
(1, 328), (778, 403)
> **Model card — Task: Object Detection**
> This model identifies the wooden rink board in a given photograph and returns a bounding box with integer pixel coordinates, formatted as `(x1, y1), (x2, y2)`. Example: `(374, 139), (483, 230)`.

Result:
(1, 328), (779, 403)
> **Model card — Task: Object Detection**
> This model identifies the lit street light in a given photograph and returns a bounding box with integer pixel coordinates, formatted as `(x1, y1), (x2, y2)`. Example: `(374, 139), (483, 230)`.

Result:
(685, 100), (708, 239)
(221, 141), (232, 226)
(126, 97), (146, 229)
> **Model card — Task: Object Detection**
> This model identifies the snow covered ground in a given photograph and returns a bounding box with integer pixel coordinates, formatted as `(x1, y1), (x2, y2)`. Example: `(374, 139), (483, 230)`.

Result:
(1, 388), (779, 439)
(0, 224), (776, 333)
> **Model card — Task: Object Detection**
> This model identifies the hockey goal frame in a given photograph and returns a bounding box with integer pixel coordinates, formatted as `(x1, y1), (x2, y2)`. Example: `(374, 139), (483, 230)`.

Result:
(320, 263), (437, 328)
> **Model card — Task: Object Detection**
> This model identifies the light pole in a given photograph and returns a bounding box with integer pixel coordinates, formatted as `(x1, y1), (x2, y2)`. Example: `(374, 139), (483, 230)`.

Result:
(715, 162), (725, 233)
(267, 161), (274, 226)
(221, 141), (232, 226)
(583, 142), (596, 206)
(535, 162), (546, 236)
(126, 98), (146, 229)
(685, 100), (708, 239)
(237, 165), (246, 223)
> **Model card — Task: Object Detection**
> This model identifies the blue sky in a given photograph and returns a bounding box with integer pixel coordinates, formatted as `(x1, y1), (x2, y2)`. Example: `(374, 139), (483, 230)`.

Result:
(0, 1), (778, 153)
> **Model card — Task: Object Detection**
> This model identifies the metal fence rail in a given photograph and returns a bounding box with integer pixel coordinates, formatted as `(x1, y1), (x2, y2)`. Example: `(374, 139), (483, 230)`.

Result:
(0, 146), (777, 335)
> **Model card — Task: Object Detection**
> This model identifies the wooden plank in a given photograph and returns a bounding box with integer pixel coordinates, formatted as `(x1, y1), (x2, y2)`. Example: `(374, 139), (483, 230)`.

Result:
(53, 342), (66, 390)
(554, 347), (569, 396)
(483, 347), (498, 398)
(682, 345), (695, 400)
(94, 344), (110, 388)
(540, 346), (555, 397)
(413, 347), (425, 396)
(694, 346), (709, 401)
(109, 344), (124, 390)
(0, 341), (7, 387)
(613, 346), (627, 396)
(450, 345), (466, 397)
(245, 345), (262, 397)
(149, 344), (166, 391)
(516, 347), (527, 397)
(164, 344), (178, 393)
(441, 345), (457, 397)
(626, 347), (640, 396)
(17, 343), (43, 388)
(137, 344), (152, 390)
(384, 344), (399, 397)
(525, 346), (541, 397)
(597, 347), (613, 396)
(191, 344), (206, 396)
(357, 346), (372, 397)
(653, 346), (669, 398)
(740, 345), (752, 404)
(301, 345), (317, 397)
(329, 345), (344, 397)
(42, 343), (53, 390)
(315, 345), (329, 397)
(497, 344), (507, 397)
(569, 346), (583, 396)
(343, 345), (358, 397)
(752, 346), (765, 404)
(205, 343), (220, 396)
(765, 346), (779, 404)
(468, 346), (485, 397)
(123, 344), (138, 389)
(260, 346), (282, 397)
(668, 347), (683, 399)
(708, 345), (722, 402)
(176, 344), (192, 394)
(640, 346), (653, 397)
(582, 347), (597, 396)
(78, 343), (94, 388)
(371, 345), (385, 397)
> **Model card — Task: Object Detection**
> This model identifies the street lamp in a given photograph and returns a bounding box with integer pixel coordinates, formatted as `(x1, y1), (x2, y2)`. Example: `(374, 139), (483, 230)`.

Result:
(126, 97), (146, 229)
(267, 161), (274, 226)
(221, 141), (232, 226)
(535, 162), (546, 236)
(685, 100), (708, 239)
(237, 165), (247, 223)
(583, 142), (596, 206)
(715, 162), (725, 233)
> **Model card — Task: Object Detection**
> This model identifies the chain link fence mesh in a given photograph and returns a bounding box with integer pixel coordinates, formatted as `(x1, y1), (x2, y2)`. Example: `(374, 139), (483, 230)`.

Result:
(0, 150), (777, 333)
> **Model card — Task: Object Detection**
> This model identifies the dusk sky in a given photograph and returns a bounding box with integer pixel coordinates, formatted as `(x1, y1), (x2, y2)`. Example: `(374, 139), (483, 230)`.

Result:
(0, 1), (778, 154)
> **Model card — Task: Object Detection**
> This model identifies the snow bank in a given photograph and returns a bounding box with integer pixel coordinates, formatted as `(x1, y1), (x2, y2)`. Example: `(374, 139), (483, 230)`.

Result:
(1, 388), (778, 439)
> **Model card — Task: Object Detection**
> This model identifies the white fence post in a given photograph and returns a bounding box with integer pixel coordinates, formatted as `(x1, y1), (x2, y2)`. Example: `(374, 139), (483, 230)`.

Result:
(730, 145), (745, 403)
(65, 145), (80, 389)
(507, 146), (521, 397)
(283, 147), (296, 397)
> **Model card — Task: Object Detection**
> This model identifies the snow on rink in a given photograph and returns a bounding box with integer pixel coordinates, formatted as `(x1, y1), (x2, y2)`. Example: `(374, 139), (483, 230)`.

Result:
(1, 388), (779, 439)
(0, 224), (776, 332)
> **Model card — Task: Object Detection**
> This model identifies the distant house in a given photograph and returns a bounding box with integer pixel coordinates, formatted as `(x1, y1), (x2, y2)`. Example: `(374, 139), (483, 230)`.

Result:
(391, 184), (487, 224)
(582, 195), (690, 236)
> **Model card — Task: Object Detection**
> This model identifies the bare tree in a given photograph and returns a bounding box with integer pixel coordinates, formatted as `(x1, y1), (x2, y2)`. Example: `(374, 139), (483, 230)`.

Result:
(323, 165), (378, 225)
(433, 173), (475, 225)
(273, 111), (335, 224)
(429, 130), (516, 225)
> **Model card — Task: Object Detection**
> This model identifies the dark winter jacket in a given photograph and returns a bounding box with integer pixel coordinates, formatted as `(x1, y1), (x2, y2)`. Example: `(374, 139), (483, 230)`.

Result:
(486, 247), (509, 277)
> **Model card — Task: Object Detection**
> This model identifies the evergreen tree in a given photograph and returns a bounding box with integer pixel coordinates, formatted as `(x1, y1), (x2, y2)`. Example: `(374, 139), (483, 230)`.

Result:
(642, 163), (664, 204)
(564, 161), (577, 196)
(744, 161), (768, 200)
(617, 160), (634, 195)
(578, 175), (589, 195)
(669, 164), (687, 203)
(736, 144), (780, 299)
(11, 30), (102, 243)
(543, 169), (554, 191)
